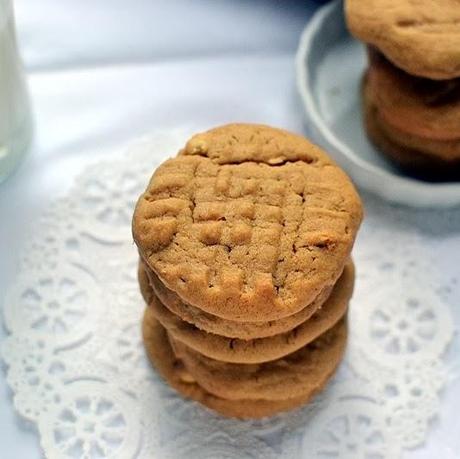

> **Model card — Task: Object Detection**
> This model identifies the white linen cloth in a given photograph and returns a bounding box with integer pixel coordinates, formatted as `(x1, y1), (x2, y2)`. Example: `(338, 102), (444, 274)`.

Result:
(0, 1), (459, 458)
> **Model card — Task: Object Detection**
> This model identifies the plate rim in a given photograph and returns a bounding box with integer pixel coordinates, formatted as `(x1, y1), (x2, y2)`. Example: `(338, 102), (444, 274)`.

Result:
(295, 0), (460, 208)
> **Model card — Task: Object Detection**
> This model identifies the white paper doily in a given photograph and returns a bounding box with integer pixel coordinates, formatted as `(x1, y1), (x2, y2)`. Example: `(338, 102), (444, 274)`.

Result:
(2, 132), (458, 459)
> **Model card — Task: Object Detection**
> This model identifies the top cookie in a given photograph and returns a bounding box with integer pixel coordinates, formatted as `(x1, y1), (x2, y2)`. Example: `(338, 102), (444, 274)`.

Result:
(345, 0), (460, 80)
(133, 124), (362, 321)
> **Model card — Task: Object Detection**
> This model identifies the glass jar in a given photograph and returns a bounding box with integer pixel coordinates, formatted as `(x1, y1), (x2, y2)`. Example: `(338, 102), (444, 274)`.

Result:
(0, 0), (32, 184)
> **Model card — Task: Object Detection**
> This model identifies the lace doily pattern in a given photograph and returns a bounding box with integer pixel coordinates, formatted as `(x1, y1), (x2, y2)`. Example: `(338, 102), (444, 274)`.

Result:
(2, 133), (457, 458)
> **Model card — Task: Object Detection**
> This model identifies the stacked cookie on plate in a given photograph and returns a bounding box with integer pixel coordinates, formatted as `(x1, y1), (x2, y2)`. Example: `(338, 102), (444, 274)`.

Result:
(346, 0), (460, 178)
(133, 124), (363, 418)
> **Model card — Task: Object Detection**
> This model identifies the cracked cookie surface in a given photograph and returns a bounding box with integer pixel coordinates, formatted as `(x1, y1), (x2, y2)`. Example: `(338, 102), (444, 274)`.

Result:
(133, 124), (362, 322)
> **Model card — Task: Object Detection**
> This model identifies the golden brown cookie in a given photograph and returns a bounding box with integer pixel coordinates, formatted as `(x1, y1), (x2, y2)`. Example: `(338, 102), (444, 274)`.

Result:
(346, 0), (460, 79)
(169, 317), (347, 401)
(367, 49), (460, 141)
(364, 78), (460, 175)
(143, 262), (353, 363)
(143, 261), (336, 339)
(133, 124), (362, 322)
(370, 101), (460, 162)
(142, 312), (325, 418)
(138, 261), (154, 305)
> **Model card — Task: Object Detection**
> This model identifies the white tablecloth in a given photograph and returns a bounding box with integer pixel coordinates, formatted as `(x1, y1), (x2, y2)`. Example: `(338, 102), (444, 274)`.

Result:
(0, 1), (459, 458)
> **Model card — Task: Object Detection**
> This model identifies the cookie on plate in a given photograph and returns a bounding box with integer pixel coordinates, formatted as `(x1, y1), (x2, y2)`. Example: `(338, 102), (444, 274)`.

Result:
(363, 76), (460, 176)
(346, 0), (460, 80)
(346, 0), (460, 177)
(366, 48), (460, 141)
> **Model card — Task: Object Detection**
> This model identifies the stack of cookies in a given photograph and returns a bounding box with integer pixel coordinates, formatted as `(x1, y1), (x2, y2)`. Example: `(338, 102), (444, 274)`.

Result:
(346, 0), (460, 178)
(133, 124), (363, 418)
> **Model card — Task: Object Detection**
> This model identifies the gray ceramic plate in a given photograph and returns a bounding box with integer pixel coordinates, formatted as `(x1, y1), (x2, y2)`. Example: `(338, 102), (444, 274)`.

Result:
(296, 0), (460, 208)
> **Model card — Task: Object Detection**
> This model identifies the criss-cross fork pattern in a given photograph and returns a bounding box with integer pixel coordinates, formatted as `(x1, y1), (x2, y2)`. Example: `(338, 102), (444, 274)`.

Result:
(135, 153), (357, 316)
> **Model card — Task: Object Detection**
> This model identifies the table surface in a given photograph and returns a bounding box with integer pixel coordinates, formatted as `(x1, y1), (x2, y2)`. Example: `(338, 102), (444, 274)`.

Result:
(0, 1), (459, 458)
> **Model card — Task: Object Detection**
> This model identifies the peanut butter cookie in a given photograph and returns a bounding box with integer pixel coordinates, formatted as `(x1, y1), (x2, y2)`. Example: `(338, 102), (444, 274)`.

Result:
(169, 318), (347, 401)
(142, 314), (323, 418)
(142, 262), (353, 363)
(142, 260), (336, 339)
(133, 124), (362, 322)
(346, 0), (460, 79)
(364, 77), (460, 175)
(367, 49), (460, 141)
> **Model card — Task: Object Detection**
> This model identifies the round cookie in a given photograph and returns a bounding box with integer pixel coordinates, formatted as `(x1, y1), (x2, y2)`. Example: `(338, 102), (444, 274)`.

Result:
(169, 317), (347, 401)
(367, 49), (460, 141)
(346, 0), (460, 79)
(142, 312), (324, 418)
(144, 262), (353, 364)
(143, 261), (336, 339)
(133, 124), (362, 322)
(363, 78), (460, 176)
